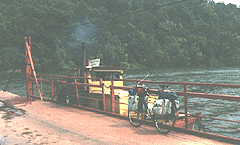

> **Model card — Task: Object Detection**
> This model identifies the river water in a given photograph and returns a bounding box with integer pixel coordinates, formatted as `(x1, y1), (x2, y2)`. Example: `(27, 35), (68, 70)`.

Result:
(0, 67), (239, 138)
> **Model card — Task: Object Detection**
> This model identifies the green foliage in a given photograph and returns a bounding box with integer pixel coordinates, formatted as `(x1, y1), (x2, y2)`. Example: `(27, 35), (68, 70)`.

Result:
(0, 0), (239, 71)
(0, 0), (90, 71)
(0, 47), (22, 70)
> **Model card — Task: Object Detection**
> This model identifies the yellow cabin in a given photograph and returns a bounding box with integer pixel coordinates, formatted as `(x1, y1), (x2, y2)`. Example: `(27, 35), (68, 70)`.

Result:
(85, 66), (129, 116)
(86, 66), (124, 94)
(83, 65), (195, 130)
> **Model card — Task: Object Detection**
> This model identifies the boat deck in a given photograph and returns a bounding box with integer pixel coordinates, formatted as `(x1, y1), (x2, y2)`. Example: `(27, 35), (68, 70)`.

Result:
(0, 91), (233, 144)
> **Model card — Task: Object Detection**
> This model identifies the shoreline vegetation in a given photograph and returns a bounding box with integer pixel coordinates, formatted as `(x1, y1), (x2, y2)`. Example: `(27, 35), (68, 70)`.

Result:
(0, 0), (239, 71)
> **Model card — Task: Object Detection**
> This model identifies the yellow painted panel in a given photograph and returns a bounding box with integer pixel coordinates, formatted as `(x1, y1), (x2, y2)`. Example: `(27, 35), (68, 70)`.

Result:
(89, 81), (123, 94)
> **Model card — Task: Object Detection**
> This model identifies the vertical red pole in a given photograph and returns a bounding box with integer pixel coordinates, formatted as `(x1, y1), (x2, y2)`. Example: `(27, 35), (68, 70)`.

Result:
(40, 75), (43, 96)
(100, 78), (106, 112)
(50, 75), (54, 101)
(184, 84), (188, 129)
(29, 37), (34, 97)
(75, 78), (79, 103)
(25, 36), (43, 100)
(56, 76), (59, 101)
(25, 36), (33, 98)
(84, 72), (87, 90)
(67, 76), (70, 103)
(111, 80), (115, 113)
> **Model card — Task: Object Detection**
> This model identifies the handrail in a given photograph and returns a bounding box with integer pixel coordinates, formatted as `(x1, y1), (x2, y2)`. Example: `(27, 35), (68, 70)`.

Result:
(111, 78), (240, 130)
(112, 79), (240, 88)
(56, 75), (107, 111)
(28, 74), (54, 100)
(29, 75), (240, 142)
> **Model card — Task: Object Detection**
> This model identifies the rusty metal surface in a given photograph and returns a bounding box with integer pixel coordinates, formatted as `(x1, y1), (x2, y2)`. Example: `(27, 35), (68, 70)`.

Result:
(176, 91), (240, 101)
(28, 75), (240, 143)
(0, 93), (234, 145)
(113, 79), (240, 88)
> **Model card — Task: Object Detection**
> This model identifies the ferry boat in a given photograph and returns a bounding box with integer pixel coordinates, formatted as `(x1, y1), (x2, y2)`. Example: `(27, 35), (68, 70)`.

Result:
(56, 61), (196, 130)
(24, 37), (240, 143)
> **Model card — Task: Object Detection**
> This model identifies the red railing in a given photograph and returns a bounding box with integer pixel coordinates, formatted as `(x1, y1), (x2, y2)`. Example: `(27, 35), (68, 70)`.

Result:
(56, 76), (107, 111)
(28, 74), (240, 143)
(29, 74), (54, 100)
(54, 76), (240, 131)
(111, 79), (240, 129)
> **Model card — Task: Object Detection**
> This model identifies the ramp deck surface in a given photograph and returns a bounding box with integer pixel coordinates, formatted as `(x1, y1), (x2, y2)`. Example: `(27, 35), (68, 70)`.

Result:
(0, 91), (234, 144)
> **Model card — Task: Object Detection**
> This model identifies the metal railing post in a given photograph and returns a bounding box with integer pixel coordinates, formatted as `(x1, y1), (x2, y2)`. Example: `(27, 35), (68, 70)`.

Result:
(75, 78), (79, 103)
(50, 75), (54, 101)
(100, 78), (106, 111)
(111, 80), (115, 113)
(67, 76), (70, 103)
(56, 76), (59, 101)
(40, 75), (42, 96)
(84, 72), (87, 90)
(184, 84), (188, 129)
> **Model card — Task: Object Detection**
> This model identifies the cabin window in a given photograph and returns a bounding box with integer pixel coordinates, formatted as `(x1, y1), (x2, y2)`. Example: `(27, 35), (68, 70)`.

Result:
(96, 72), (120, 81)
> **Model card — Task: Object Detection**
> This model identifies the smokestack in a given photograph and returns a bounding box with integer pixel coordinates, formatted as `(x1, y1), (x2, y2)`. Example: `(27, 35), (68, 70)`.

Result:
(82, 42), (85, 67)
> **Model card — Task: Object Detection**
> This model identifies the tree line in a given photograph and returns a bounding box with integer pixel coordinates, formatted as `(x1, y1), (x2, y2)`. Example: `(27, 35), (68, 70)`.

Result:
(0, 0), (239, 72)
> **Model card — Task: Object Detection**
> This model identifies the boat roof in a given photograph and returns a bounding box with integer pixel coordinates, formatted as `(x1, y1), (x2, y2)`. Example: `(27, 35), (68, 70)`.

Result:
(86, 65), (124, 72)
(93, 69), (123, 73)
